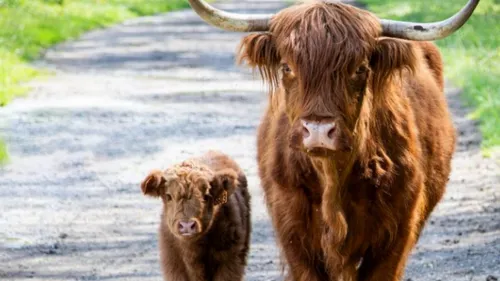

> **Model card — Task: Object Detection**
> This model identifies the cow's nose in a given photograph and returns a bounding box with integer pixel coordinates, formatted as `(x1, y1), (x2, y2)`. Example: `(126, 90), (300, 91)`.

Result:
(301, 119), (337, 151)
(178, 220), (198, 236)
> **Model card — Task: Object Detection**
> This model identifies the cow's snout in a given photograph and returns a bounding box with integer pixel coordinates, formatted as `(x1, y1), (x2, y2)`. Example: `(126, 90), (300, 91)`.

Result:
(301, 119), (337, 151)
(178, 220), (198, 236)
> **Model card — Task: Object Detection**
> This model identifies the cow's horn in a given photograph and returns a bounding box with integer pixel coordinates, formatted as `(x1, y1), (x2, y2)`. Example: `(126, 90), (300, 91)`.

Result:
(381, 0), (480, 41)
(187, 0), (272, 32)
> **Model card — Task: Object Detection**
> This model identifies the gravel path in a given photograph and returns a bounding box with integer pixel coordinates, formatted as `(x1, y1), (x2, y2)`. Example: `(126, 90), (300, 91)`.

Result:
(0, 1), (498, 280)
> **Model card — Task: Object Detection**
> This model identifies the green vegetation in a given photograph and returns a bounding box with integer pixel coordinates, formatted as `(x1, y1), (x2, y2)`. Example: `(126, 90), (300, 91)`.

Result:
(0, 0), (190, 105)
(361, 0), (499, 154)
(0, 140), (7, 164)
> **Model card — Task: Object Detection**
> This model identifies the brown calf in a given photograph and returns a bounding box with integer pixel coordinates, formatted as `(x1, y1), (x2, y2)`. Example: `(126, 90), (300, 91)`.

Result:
(141, 151), (251, 281)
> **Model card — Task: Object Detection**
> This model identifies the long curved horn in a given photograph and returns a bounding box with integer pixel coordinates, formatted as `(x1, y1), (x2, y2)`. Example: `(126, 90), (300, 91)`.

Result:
(381, 0), (480, 41)
(187, 0), (273, 32)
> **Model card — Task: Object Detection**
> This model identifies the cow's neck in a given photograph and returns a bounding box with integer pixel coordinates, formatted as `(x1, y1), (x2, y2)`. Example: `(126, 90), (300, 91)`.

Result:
(311, 148), (358, 187)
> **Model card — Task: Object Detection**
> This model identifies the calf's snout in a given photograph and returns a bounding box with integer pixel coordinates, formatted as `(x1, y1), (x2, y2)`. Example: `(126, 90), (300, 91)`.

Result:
(178, 220), (199, 236)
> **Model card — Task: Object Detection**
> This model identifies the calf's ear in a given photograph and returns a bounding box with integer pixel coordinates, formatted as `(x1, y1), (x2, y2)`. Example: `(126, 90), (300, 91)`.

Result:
(141, 170), (166, 197)
(209, 169), (239, 205)
(237, 33), (280, 84)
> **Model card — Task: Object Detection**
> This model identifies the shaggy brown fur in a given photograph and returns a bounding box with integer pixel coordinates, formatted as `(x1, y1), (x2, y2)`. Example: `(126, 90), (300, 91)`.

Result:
(140, 151), (251, 281)
(238, 1), (455, 281)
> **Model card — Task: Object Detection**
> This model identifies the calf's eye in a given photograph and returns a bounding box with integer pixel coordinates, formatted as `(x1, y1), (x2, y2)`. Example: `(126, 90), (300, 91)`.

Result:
(355, 65), (368, 75)
(165, 194), (172, 202)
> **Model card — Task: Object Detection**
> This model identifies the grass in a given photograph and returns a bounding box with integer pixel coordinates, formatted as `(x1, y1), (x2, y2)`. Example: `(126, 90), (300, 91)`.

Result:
(360, 0), (500, 155)
(0, 0), (191, 106)
(0, 140), (7, 164)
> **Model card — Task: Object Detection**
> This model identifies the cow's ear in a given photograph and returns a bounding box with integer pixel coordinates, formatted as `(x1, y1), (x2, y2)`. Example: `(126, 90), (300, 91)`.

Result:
(237, 33), (280, 83)
(209, 169), (239, 205)
(370, 38), (416, 91)
(140, 170), (166, 197)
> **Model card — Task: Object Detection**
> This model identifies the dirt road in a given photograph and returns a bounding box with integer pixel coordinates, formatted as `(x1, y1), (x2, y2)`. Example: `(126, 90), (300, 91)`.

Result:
(0, 1), (498, 280)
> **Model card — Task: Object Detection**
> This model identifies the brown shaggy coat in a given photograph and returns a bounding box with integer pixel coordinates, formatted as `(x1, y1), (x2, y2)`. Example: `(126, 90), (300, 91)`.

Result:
(238, 2), (455, 281)
(140, 151), (251, 281)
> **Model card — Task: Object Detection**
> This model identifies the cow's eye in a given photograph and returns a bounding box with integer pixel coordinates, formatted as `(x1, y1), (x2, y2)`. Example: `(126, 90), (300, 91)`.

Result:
(165, 194), (172, 202)
(355, 65), (368, 75)
(282, 63), (292, 74)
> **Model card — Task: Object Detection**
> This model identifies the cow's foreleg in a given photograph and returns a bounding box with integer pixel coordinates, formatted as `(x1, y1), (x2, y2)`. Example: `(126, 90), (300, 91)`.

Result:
(356, 223), (418, 281)
(268, 187), (327, 281)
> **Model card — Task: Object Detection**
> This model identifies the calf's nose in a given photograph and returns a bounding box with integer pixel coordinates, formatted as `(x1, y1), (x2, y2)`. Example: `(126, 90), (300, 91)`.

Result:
(301, 119), (337, 151)
(178, 220), (198, 236)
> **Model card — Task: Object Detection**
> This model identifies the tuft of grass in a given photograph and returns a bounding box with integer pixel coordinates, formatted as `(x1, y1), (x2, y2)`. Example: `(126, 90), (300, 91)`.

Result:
(361, 0), (500, 153)
(0, 0), (191, 105)
(0, 140), (8, 164)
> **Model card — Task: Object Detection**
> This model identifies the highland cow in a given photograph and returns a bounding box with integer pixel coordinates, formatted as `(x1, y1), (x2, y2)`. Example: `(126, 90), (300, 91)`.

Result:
(187, 0), (478, 280)
(141, 151), (251, 281)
